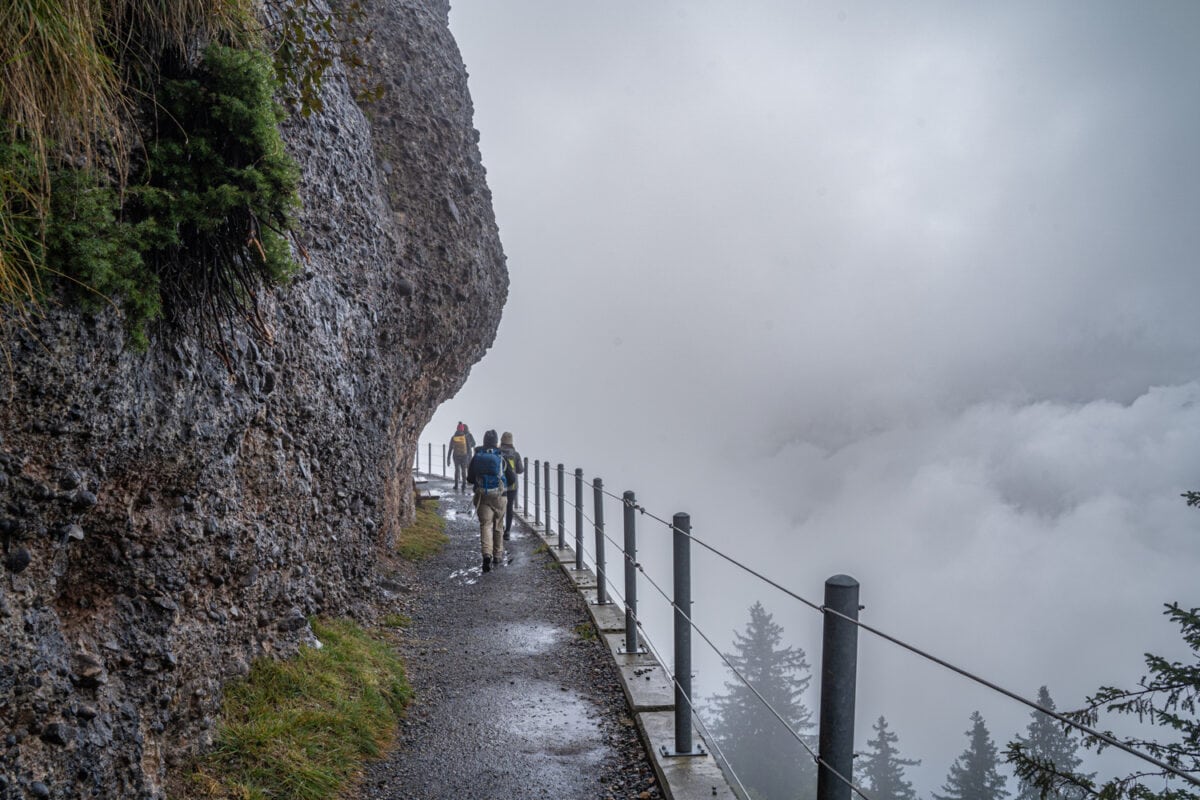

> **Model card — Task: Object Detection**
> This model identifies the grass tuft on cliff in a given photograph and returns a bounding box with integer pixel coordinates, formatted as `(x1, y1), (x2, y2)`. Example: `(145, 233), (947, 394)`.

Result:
(189, 619), (411, 800)
(397, 499), (448, 560)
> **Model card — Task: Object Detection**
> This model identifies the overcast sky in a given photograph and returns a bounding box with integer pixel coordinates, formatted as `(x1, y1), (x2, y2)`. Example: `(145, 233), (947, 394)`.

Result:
(424, 2), (1200, 794)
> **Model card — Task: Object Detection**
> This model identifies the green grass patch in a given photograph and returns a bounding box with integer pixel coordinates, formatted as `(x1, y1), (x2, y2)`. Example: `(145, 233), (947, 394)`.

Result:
(381, 613), (410, 629)
(573, 622), (598, 642)
(396, 500), (448, 560)
(189, 618), (411, 800)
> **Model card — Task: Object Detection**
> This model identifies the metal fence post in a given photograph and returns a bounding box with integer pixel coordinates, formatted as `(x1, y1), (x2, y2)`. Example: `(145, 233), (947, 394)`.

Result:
(442, 444), (447, 477)
(427, 443), (432, 476)
(534, 459), (541, 527)
(523, 457), (529, 511)
(621, 491), (642, 654)
(544, 460), (551, 534)
(557, 464), (566, 549)
(574, 468), (584, 570)
(593, 478), (607, 604)
(665, 512), (702, 756)
(817, 575), (860, 800)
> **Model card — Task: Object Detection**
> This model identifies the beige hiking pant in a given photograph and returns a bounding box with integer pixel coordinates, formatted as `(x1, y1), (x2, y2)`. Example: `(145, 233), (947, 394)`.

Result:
(476, 490), (507, 559)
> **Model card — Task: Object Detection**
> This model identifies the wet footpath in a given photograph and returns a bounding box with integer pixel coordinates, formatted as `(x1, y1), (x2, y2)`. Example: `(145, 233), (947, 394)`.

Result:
(357, 474), (663, 800)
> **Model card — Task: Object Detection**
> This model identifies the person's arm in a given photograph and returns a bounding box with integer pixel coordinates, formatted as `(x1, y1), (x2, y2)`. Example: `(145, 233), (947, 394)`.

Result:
(514, 450), (524, 473)
(466, 456), (477, 485)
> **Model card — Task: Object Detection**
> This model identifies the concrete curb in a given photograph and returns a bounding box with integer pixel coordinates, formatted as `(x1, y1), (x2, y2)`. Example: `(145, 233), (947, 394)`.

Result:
(517, 508), (739, 800)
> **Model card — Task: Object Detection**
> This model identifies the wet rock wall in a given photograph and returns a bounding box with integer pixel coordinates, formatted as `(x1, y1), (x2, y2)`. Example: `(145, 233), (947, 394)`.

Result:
(0, 1), (505, 797)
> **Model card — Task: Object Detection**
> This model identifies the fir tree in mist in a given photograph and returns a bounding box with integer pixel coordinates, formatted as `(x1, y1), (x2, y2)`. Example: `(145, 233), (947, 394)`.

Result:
(936, 711), (1009, 800)
(709, 601), (817, 800)
(1007, 601), (1200, 800)
(1008, 687), (1090, 800)
(858, 715), (921, 800)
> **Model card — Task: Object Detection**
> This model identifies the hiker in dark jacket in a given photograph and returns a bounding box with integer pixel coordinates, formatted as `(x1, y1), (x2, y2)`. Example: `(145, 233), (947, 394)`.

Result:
(498, 431), (524, 540)
(447, 422), (476, 492)
(467, 429), (517, 572)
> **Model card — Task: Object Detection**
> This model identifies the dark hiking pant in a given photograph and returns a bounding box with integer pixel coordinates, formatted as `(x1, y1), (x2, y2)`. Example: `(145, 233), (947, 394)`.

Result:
(504, 490), (517, 534)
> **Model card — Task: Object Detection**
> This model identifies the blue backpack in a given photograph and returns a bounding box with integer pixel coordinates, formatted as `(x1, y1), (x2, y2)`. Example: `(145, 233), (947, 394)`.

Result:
(474, 450), (505, 491)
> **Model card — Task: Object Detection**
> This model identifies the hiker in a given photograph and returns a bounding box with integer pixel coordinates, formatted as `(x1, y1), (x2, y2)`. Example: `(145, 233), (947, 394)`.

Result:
(498, 432), (524, 540)
(448, 422), (476, 492)
(467, 429), (517, 573)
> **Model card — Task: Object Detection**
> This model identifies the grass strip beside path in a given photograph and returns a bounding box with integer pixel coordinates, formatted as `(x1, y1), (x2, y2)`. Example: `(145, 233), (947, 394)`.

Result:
(396, 498), (448, 560)
(189, 619), (411, 800)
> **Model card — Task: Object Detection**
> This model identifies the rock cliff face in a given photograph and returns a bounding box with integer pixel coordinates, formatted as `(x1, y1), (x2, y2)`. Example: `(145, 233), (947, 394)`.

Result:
(0, 1), (505, 797)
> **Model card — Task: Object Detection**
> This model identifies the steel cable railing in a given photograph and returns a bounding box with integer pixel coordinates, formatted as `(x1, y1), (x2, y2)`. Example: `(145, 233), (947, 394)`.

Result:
(555, 494), (866, 800)
(421, 444), (1200, 795)
(531, 466), (865, 800)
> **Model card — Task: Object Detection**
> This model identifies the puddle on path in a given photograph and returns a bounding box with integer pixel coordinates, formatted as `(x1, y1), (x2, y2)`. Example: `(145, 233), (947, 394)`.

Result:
(496, 678), (607, 762)
(494, 622), (565, 656)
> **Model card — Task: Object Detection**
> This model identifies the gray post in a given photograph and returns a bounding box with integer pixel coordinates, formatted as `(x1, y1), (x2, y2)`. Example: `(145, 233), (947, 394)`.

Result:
(544, 460), (551, 534)
(557, 464), (566, 549)
(442, 444), (447, 477)
(427, 443), (432, 476)
(534, 459), (540, 527)
(672, 512), (694, 754)
(622, 491), (640, 654)
(523, 457), (529, 511)
(593, 478), (607, 604)
(817, 575), (860, 800)
(574, 469), (584, 570)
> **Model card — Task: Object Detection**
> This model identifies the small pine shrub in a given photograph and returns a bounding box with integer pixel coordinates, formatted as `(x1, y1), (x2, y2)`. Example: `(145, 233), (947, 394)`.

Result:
(1, 43), (300, 352)
(139, 44), (300, 345)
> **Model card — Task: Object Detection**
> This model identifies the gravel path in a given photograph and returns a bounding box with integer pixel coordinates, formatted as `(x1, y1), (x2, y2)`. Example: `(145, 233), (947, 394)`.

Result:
(358, 474), (663, 800)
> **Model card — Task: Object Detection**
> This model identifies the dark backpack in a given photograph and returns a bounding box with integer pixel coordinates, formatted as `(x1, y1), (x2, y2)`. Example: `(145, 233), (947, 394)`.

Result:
(474, 450), (505, 491)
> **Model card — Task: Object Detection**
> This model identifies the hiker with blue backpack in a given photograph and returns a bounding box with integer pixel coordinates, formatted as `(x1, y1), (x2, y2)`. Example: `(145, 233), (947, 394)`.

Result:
(467, 429), (517, 573)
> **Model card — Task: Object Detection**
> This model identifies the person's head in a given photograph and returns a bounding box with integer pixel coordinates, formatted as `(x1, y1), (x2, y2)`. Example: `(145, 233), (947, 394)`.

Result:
(482, 429), (498, 448)
(456, 422), (464, 433)
(501, 431), (513, 447)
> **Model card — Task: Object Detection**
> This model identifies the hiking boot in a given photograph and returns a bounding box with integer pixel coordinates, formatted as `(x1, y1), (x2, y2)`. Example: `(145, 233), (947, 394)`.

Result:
(503, 532), (510, 541)
(482, 555), (492, 573)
